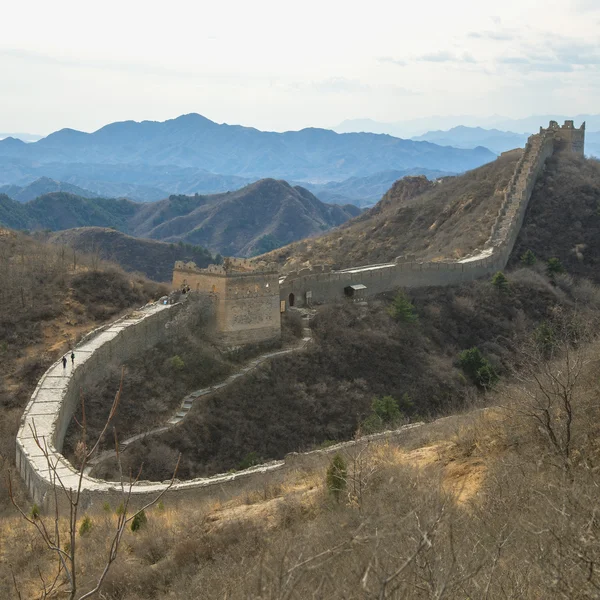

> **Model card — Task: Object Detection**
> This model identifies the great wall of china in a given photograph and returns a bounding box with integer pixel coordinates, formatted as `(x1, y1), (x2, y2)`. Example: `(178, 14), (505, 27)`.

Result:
(15, 120), (585, 510)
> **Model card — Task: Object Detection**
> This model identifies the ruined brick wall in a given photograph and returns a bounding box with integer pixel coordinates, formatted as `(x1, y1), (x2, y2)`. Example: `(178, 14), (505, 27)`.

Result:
(547, 119), (585, 156)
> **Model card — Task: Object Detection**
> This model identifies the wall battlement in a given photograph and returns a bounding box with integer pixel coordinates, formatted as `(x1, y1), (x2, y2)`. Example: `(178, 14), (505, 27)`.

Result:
(17, 120), (585, 509)
(279, 120), (584, 307)
(173, 259), (281, 346)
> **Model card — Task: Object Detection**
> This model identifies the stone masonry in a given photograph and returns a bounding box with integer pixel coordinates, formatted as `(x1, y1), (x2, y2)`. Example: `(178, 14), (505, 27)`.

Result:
(279, 120), (585, 308)
(172, 258), (281, 347)
(17, 120), (585, 510)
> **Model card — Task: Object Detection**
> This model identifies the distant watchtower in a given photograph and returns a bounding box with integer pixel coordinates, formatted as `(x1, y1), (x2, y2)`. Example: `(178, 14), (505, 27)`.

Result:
(543, 120), (585, 156)
(172, 258), (281, 347)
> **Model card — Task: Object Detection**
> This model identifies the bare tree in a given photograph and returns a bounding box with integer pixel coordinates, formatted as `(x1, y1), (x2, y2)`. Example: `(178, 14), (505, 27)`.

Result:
(509, 315), (593, 473)
(8, 370), (180, 599)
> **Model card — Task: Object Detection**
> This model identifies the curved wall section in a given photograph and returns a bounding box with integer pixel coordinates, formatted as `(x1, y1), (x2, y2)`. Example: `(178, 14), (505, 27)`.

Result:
(16, 302), (182, 507)
(16, 120), (583, 509)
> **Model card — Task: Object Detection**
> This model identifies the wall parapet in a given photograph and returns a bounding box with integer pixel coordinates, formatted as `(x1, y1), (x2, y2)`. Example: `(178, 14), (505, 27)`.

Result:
(19, 120), (583, 508)
(280, 120), (581, 307)
(16, 290), (425, 510)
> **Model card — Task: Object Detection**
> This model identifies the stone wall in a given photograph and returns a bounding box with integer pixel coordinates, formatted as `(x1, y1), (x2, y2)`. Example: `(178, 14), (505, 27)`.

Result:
(173, 262), (281, 346)
(17, 120), (584, 511)
(280, 121), (576, 308)
(16, 302), (184, 509)
(14, 291), (425, 512)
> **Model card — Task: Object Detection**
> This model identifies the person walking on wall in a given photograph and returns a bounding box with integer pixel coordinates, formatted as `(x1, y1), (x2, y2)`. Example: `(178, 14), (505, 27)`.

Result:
(71, 351), (75, 366)
(62, 355), (67, 374)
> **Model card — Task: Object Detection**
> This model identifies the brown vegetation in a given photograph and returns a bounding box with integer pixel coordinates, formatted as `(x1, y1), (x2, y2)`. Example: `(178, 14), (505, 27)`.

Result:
(4, 334), (600, 598)
(259, 150), (521, 271)
(105, 264), (600, 481)
(45, 227), (216, 282)
(510, 154), (600, 281)
(0, 229), (168, 519)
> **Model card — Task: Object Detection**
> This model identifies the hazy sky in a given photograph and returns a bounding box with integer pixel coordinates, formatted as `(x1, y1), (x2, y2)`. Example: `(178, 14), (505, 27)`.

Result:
(2, 0), (599, 134)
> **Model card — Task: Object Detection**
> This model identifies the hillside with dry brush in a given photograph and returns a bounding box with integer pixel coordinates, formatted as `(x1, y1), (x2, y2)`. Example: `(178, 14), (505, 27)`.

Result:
(259, 149), (522, 271)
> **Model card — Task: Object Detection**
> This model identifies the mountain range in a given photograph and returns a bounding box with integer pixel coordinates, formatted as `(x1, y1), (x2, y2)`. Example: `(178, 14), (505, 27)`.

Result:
(333, 114), (600, 139)
(0, 179), (360, 257)
(412, 127), (600, 158)
(301, 168), (453, 207)
(411, 127), (529, 154)
(0, 132), (43, 142)
(0, 177), (98, 203)
(0, 114), (495, 208)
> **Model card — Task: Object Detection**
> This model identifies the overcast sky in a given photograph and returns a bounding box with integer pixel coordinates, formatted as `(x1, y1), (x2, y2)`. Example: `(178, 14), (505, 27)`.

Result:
(1, 0), (599, 134)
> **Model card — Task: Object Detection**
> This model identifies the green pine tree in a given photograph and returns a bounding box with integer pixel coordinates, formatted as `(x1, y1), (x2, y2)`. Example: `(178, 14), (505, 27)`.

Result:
(458, 347), (499, 389)
(131, 510), (148, 532)
(388, 291), (418, 323)
(520, 249), (537, 266)
(546, 258), (565, 277)
(491, 271), (509, 292)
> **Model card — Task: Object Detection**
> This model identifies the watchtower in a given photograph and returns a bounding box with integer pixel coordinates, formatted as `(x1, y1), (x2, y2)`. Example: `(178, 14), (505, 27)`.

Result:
(544, 120), (585, 156)
(172, 259), (281, 347)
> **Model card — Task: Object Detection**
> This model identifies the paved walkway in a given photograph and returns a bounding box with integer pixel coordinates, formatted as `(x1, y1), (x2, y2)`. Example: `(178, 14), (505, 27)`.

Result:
(86, 312), (314, 475)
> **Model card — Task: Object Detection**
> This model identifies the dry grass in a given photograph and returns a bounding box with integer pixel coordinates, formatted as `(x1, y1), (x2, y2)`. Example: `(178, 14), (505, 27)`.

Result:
(260, 151), (521, 271)
(5, 339), (600, 599)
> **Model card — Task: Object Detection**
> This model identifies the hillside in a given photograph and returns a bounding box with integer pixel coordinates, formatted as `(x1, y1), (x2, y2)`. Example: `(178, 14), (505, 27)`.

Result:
(0, 114), (496, 185)
(0, 229), (168, 530)
(0, 180), (360, 257)
(135, 180), (361, 256)
(0, 177), (97, 202)
(46, 228), (217, 282)
(6, 149), (600, 599)
(0, 160), (253, 202)
(260, 150), (522, 270)
(510, 154), (600, 280)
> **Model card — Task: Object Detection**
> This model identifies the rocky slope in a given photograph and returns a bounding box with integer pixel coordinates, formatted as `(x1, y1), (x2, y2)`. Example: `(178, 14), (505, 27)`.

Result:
(259, 150), (522, 270)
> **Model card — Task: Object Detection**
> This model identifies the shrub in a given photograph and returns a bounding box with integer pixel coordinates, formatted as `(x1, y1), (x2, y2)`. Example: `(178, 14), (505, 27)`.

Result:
(547, 257), (565, 277)
(238, 451), (263, 470)
(131, 510), (148, 532)
(168, 355), (185, 371)
(491, 271), (509, 293)
(372, 395), (401, 423)
(388, 291), (418, 323)
(458, 347), (499, 389)
(521, 249), (537, 266)
(79, 516), (93, 536)
(326, 454), (347, 502)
